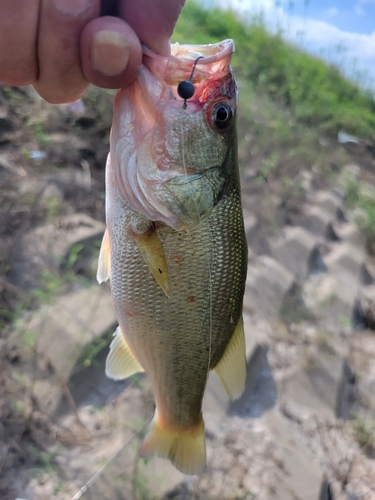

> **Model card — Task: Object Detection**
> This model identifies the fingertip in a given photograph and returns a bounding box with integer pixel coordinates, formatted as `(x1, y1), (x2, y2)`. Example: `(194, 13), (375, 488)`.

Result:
(32, 83), (87, 105)
(81, 17), (142, 89)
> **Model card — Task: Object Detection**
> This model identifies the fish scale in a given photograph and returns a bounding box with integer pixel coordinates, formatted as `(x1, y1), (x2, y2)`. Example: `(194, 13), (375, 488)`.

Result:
(110, 197), (246, 426)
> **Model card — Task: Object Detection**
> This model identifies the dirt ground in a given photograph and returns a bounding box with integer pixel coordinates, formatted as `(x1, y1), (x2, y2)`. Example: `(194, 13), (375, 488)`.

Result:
(0, 84), (114, 499)
(1, 83), (375, 500)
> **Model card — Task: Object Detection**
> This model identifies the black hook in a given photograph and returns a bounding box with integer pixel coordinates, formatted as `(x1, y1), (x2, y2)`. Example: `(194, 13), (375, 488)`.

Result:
(177, 56), (203, 109)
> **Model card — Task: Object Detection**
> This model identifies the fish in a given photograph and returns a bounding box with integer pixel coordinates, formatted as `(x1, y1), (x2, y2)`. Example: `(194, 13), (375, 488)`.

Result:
(97, 39), (248, 475)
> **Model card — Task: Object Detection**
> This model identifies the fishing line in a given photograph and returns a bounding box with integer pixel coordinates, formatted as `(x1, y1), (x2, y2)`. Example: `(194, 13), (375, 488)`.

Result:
(178, 106), (213, 387)
(206, 248), (213, 382)
(189, 56), (203, 81)
(178, 113), (202, 226)
(177, 54), (215, 382)
(70, 416), (152, 500)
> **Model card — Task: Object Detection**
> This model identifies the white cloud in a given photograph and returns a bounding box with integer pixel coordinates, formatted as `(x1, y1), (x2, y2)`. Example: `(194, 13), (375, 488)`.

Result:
(284, 15), (375, 86)
(211, 0), (375, 88)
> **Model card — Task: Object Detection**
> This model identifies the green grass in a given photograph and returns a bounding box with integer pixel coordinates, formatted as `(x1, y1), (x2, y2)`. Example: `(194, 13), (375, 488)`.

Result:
(352, 415), (375, 456)
(346, 180), (375, 254)
(174, 1), (375, 140)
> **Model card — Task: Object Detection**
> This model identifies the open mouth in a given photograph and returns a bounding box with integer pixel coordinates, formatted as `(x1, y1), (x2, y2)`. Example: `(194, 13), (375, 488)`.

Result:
(170, 39), (234, 65)
(143, 40), (235, 87)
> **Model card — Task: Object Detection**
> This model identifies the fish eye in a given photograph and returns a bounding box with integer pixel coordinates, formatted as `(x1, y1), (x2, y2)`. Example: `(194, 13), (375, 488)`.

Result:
(212, 102), (234, 130)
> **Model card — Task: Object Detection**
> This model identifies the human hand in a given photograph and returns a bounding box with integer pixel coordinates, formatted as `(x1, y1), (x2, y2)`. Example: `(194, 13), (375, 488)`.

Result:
(0, 0), (185, 104)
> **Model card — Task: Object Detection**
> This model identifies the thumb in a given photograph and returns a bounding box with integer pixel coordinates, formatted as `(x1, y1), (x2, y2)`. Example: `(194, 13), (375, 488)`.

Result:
(119, 0), (186, 56)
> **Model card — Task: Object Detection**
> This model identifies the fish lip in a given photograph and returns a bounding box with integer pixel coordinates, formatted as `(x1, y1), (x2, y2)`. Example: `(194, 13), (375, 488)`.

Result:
(142, 39), (235, 86)
(143, 39), (235, 64)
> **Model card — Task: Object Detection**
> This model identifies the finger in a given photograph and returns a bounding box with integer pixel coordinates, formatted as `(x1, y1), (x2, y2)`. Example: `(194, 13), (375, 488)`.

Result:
(120, 0), (186, 56)
(80, 17), (142, 89)
(0, 0), (40, 86)
(33, 0), (101, 104)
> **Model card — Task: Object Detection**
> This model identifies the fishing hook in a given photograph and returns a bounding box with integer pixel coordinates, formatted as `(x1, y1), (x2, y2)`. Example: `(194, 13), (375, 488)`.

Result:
(177, 56), (203, 109)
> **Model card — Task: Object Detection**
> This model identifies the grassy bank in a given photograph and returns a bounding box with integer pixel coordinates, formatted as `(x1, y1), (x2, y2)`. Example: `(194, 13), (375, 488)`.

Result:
(174, 1), (375, 140)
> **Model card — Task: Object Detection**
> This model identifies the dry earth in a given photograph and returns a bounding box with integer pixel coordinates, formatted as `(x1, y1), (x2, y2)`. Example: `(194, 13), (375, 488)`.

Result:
(1, 84), (375, 500)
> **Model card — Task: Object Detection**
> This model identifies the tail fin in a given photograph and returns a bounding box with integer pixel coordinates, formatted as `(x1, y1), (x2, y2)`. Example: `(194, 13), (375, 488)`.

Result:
(139, 410), (206, 475)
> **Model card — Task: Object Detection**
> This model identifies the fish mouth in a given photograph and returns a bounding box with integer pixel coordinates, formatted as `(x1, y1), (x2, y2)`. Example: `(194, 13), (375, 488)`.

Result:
(143, 40), (235, 86)
(170, 39), (234, 65)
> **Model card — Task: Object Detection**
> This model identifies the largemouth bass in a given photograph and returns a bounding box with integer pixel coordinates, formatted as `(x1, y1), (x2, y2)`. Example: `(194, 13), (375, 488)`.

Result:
(97, 39), (248, 475)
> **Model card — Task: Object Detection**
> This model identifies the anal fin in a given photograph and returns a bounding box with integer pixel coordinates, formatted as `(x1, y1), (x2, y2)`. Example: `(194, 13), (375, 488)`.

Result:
(106, 326), (144, 380)
(133, 229), (170, 297)
(97, 228), (111, 284)
(213, 316), (246, 400)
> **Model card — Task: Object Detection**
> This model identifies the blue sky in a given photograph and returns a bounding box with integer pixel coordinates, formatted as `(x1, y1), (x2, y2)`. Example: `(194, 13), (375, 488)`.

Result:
(306, 0), (375, 34)
(207, 0), (375, 89)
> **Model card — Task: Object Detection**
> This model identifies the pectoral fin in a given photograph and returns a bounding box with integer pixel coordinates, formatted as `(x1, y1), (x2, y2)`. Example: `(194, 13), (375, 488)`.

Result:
(133, 230), (170, 297)
(106, 326), (144, 380)
(213, 316), (246, 400)
(97, 228), (111, 284)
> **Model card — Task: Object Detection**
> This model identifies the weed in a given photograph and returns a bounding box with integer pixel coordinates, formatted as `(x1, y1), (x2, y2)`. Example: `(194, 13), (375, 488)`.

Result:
(45, 196), (61, 220)
(28, 118), (50, 148)
(279, 291), (311, 325)
(11, 399), (27, 417)
(96, 456), (110, 466)
(352, 415), (375, 457)
(339, 314), (352, 330)
(78, 337), (109, 370)
(345, 180), (375, 254)
(28, 243), (90, 307)
(20, 147), (31, 160)
(65, 243), (85, 270)
(132, 474), (154, 500)
(28, 445), (61, 475)
(11, 372), (32, 389)
(315, 330), (335, 355)
(259, 152), (279, 180)
(345, 179), (360, 209)
(30, 268), (76, 304)
(23, 329), (38, 349)
(282, 176), (293, 190)
(53, 480), (65, 495)
(303, 347), (318, 371)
